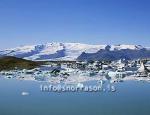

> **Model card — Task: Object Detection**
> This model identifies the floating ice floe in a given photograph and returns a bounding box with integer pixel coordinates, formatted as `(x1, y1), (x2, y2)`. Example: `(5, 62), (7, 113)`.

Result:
(21, 92), (29, 96)
(77, 83), (84, 88)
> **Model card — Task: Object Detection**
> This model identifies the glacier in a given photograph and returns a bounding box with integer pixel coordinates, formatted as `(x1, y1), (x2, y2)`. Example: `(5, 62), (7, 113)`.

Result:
(0, 42), (149, 61)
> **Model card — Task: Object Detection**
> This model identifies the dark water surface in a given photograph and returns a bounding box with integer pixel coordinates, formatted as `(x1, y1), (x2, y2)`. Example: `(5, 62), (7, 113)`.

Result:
(0, 77), (150, 115)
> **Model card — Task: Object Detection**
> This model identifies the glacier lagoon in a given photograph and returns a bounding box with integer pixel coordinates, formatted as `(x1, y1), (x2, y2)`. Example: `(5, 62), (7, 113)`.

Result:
(0, 77), (150, 115)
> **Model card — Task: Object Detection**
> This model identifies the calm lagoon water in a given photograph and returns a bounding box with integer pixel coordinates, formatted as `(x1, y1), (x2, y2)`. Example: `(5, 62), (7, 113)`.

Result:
(0, 77), (150, 115)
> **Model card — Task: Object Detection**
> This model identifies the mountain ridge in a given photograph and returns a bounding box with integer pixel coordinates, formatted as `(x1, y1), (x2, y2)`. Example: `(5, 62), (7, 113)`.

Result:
(0, 42), (149, 61)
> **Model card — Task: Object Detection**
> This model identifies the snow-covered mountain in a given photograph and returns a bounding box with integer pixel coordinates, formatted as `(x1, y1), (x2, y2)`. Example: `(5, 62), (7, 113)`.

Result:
(0, 43), (148, 61)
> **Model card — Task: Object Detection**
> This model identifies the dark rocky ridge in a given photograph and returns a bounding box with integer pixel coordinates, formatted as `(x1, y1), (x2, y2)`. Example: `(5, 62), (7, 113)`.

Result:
(0, 56), (40, 71)
(77, 48), (150, 61)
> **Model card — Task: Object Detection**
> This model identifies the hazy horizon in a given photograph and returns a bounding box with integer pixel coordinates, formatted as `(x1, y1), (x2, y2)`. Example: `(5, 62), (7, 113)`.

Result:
(0, 42), (149, 50)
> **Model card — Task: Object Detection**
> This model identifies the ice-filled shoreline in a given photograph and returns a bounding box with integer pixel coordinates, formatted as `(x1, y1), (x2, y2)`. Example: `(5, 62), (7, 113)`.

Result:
(1, 72), (150, 85)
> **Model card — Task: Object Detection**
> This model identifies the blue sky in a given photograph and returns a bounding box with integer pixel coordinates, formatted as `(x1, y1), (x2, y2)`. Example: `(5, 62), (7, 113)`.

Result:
(0, 0), (150, 49)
